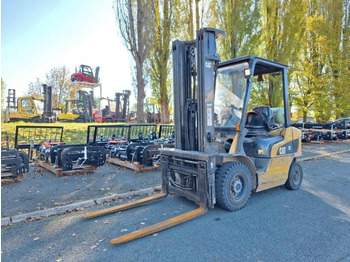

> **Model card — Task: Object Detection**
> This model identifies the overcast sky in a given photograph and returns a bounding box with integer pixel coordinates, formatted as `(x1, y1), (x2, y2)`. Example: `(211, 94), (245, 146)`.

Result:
(1, 0), (134, 104)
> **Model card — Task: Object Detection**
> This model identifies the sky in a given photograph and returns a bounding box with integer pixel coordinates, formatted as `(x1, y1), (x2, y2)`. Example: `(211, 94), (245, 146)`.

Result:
(1, 0), (134, 104)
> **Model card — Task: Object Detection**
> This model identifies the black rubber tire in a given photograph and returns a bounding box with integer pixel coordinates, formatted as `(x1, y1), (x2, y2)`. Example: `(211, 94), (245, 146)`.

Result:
(17, 151), (29, 172)
(31, 117), (41, 123)
(60, 148), (73, 171)
(285, 162), (303, 190)
(215, 162), (253, 211)
(76, 118), (84, 123)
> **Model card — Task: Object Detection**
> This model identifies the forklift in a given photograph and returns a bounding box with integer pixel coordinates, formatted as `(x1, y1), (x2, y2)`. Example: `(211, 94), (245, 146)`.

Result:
(71, 65), (100, 83)
(58, 91), (94, 122)
(6, 85), (54, 123)
(84, 28), (303, 245)
(115, 90), (131, 122)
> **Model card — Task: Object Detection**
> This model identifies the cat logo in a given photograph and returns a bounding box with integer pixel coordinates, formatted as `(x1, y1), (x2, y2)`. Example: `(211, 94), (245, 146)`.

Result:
(279, 146), (286, 155)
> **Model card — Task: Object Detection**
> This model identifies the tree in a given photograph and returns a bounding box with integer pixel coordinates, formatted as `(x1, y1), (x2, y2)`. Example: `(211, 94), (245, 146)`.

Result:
(327, 0), (350, 118)
(261, 0), (306, 108)
(207, 0), (261, 60)
(27, 78), (43, 99)
(28, 66), (71, 109)
(114, 0), (152, 123)
(148, 0), (174, 123)
(45, 66), (71, 109)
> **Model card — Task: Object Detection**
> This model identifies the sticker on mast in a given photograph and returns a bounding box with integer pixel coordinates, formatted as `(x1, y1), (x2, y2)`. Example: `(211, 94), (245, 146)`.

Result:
(207, 104), (213, 126)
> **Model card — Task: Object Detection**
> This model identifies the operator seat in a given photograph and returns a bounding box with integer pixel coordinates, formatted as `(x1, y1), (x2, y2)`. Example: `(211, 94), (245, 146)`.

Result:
(245, 106), (275, 133)
(243, 106), (283, 160)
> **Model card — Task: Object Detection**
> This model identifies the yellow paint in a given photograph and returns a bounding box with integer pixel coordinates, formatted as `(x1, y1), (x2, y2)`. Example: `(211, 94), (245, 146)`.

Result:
(58, 113), (79, 121)
(256, 155), (294, 192)
(8, 97), (41, 121)
(229, 134), (239, 154)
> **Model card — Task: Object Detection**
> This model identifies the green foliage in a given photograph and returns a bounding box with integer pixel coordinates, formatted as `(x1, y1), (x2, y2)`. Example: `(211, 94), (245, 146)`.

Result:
(147, 0), (173, 123)
(207, 0), (261, 60)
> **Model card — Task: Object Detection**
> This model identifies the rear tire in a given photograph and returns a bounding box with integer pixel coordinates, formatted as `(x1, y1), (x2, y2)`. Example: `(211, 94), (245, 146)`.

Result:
(17, 151), (29, 172)
(285, 162), (303, 190)
(215, 162), (253, 211)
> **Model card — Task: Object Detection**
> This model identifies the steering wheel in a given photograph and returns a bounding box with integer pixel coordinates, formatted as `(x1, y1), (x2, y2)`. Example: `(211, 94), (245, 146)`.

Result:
(229, 104), (242, 113)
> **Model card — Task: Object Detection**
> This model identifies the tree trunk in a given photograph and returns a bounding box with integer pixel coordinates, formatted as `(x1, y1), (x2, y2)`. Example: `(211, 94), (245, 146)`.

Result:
(136, 62), (145, 123)
(195, 0), (200, 31)
(159, 64), (169, 123)
(303, 110), (307, 123)
(188, 0), (194, 38)
(161, 100), (170, 123)
(135, 0), (146, 123)
(268, 79), (274, 107)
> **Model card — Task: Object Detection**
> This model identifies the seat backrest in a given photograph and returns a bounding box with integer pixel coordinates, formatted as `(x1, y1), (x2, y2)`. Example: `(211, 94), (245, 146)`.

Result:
(253, 106), (276, 132)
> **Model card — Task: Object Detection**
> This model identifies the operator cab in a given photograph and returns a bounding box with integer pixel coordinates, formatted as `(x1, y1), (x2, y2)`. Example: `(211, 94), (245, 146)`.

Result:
(79, 65), (93, 79)
(214, 56), (290, 172)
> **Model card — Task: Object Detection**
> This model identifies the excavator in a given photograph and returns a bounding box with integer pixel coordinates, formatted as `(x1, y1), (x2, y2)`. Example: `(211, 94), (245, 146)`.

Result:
(84, 28), (303, 245)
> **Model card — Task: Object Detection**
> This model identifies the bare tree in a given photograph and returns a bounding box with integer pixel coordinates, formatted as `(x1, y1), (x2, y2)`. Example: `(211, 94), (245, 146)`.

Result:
(27, 78), (43, 99)
(45, 66), (71, 109)
(114, 0), (151, 123)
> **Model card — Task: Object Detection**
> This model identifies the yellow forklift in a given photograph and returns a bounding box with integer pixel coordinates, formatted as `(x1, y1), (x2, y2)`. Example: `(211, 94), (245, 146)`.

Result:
(58, 90), (94, 122)
(84, 28), (303, 244)
(6, 85), (54, 123)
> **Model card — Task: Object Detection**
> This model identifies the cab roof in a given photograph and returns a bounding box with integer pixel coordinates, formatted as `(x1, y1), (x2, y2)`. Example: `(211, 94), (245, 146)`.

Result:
(219, 55), (288, 75)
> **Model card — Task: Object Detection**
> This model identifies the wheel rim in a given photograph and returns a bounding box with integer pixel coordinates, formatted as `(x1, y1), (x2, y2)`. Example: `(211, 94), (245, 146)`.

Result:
(229, 172), (246, 202)
(292, 169), (301, 185)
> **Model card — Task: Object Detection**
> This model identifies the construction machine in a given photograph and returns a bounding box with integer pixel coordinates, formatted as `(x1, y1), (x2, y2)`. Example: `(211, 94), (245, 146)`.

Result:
(6, 85), (54, 123)
(93, 97), (116, 123)
(115, 90), (131, 122)
(128, 102), (161, 123)
(58, 91), (94, 122)
(84, 28), (303, 245)
(71, 65), (100, 83)
(92, 90), (131, 123)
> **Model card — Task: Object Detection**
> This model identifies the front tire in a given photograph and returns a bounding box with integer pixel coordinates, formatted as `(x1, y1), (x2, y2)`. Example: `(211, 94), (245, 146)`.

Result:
(285, 162), (303, 190)
(215, 162), (253, 211)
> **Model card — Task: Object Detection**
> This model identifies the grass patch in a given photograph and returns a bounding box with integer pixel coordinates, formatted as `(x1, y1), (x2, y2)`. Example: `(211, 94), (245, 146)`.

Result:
(1, 122), (125, 148)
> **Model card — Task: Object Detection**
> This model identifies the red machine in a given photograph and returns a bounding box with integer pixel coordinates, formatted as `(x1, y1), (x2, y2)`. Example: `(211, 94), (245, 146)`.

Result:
(71, 65), (100, 83)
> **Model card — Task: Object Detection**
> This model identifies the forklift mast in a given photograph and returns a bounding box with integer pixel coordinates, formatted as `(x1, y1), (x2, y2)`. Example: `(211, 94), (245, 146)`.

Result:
(83, 93), (94, 122)
(42, 84), (53, 121)
(173, 28), (225, 153)
(115, 90), (131, 122)
(7, 89), (16, 108)
(95, 67), (100, 81)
